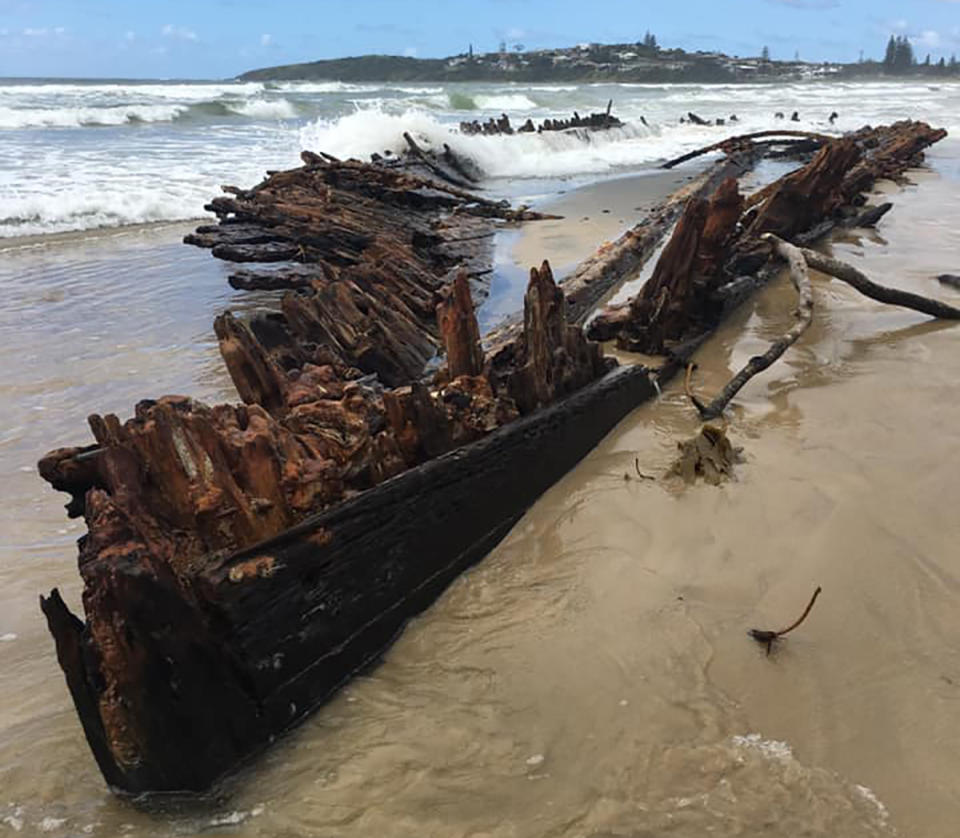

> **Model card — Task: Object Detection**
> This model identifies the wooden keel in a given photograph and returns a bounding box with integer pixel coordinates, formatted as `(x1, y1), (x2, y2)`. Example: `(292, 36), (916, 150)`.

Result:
(41, 363), (658, 794)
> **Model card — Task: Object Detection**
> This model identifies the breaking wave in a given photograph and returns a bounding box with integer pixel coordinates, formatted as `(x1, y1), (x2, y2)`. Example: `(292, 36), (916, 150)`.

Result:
(0, 103), (188, 128)
(472, 93), (538, 111)
(0, 80), (267, 100)
(219, 98), (299, 120)
(0, 186), (213, 237)
(0, 97), (302, 128)
(442, 92), (543, 112)
(298, 107), (673, 179)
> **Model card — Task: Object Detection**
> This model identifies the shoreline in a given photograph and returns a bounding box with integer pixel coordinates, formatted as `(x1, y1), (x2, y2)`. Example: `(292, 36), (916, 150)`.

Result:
(0, 218), (210, 253)
(0, 167), (693, 258)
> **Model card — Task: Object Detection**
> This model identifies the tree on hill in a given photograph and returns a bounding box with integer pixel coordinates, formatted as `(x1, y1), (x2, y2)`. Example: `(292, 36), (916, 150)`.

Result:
(883, 35), (915, 72)
(884, 35), (897, 66)
(642, 31), (658, 50)
(761, 45), (771, 62)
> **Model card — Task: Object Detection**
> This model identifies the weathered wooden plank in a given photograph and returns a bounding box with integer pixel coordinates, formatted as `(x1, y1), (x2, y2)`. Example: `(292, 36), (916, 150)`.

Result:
(42, 362), (658, 794)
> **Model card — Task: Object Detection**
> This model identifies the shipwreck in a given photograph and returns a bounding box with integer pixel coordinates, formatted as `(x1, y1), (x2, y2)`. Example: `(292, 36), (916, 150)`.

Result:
(36, 119), (949, 794)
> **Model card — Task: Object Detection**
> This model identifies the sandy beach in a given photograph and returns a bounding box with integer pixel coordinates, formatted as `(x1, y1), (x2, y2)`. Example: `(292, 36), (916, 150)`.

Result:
(1, 86), (959, 835)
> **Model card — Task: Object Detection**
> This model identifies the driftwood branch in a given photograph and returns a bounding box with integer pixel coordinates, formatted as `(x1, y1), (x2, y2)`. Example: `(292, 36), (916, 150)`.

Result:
(763, 237), (960, 320)
(661, 130), (832, 170)
(687, 234), (960, 421)
(749, 586), (822, 655)
(686, 235), (814, 420)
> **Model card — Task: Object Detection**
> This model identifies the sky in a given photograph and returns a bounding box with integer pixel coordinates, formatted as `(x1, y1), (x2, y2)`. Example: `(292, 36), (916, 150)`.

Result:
(0, 0), (959, 79)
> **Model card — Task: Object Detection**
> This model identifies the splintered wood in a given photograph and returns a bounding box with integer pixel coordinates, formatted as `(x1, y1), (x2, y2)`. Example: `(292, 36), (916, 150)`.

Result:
(588, 121), (947, 359)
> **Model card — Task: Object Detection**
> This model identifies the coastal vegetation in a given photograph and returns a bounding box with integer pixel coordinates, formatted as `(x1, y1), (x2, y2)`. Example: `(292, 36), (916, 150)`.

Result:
(239, 35), (960, 84)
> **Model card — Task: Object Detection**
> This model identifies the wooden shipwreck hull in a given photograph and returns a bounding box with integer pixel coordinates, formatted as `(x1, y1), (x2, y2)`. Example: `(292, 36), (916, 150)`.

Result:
(37, 120), (945, 794)
(41, 364), (658, 794)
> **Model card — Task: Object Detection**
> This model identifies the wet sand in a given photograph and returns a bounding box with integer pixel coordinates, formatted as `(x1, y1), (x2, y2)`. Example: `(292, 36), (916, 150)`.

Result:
(509, 168), (696, 273)
(2, 150), (960, 836)
(479, 168), (698, 330)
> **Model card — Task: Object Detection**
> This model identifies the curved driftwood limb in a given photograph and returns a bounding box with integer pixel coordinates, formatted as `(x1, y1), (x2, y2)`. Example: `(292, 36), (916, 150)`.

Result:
(661, 130), (833, 170)
(687, 235), (814, 420)
(749, 585), (822, 655)
(767, 238), (960, 320)
(683, 361), (702, 411)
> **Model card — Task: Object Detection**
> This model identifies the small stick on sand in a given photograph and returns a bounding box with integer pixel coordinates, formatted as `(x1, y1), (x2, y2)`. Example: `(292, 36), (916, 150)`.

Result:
(634, 458), (656, 480)
(749, 586), (822, 655)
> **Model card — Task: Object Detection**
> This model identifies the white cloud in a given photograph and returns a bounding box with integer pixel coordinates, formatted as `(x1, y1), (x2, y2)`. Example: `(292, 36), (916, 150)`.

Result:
(21, 26), (66, 38)
(912, 30), (942, 48)
(162, 24), (198, 41)
(403, 45), (418, 57)
(260, 33), (272, 46)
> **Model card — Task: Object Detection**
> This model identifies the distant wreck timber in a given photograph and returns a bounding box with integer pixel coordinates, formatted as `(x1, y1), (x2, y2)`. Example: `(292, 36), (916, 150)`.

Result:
(459, 102), (624, 136)
(37, 120), (946, 794)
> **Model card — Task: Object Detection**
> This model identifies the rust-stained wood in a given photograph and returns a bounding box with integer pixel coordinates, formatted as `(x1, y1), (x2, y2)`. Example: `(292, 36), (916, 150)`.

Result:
(437, 271), (485, 378)
(588, 176), (743, 352)
(588, 120), (947, 355)
(187, 153), (555, 388)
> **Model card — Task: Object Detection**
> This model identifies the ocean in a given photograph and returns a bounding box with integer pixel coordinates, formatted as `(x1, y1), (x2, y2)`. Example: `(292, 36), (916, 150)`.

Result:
(2, 78), (959, 237)
(1, 79), (960, 837)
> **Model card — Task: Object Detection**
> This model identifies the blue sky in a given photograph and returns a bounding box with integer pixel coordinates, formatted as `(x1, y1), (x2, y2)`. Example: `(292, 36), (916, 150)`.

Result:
(1, 0), (958, 79)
